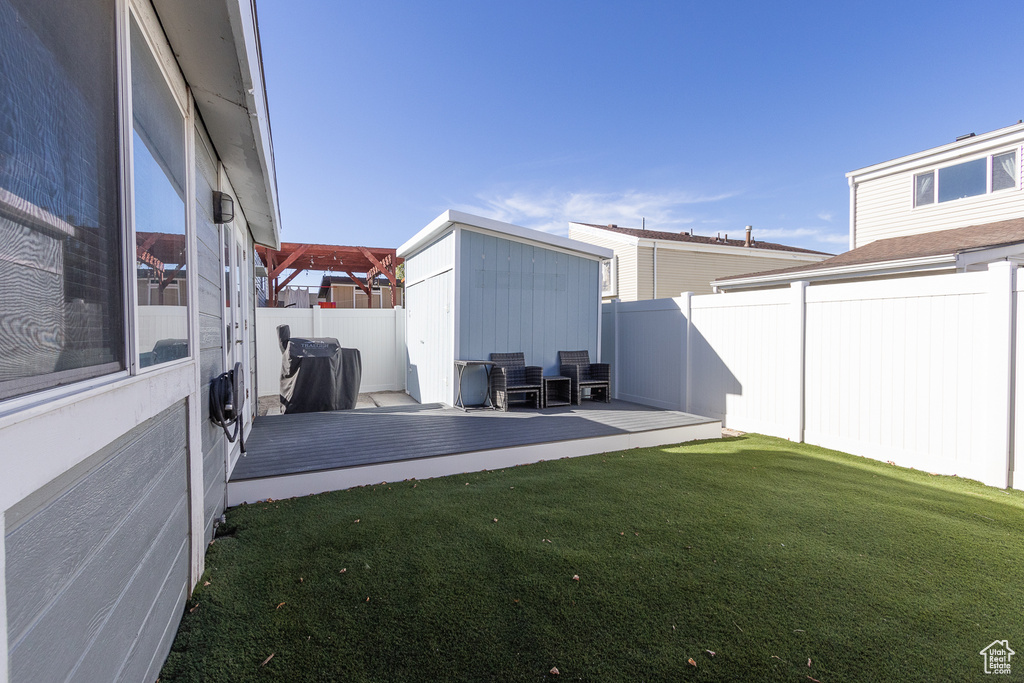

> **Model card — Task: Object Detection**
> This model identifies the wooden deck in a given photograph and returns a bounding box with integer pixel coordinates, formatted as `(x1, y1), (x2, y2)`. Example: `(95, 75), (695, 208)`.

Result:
(228, 400), (721, 505)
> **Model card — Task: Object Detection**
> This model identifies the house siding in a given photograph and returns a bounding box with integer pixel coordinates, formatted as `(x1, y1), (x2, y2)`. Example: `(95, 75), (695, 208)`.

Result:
(194, 121), (227, 545)
(637, 246), (654, 300)
(455, 229), (600, 404)
(852, 134), (1024, 249)
(567, 227), (638, 301)
(657, 249), (816, 296)
(4, 402), (189, 683)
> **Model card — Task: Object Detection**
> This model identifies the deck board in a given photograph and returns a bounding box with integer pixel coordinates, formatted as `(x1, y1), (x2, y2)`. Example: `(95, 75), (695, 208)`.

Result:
(231, 400), (717, 482)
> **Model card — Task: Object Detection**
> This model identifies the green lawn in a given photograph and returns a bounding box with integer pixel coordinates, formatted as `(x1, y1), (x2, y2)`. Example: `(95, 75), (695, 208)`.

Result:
(160, 435), (1024, 682)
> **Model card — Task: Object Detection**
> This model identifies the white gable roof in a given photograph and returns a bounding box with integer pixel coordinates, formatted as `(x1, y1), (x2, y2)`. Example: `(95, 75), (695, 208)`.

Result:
(399, 210), (613, 260)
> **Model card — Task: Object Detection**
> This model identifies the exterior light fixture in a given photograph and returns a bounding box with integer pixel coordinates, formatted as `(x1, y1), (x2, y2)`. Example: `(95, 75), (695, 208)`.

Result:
(213, 191), (234, 224)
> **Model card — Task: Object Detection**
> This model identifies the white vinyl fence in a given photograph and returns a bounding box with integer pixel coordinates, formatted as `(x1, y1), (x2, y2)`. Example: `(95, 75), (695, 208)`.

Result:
(255, 307), (406, 397)
(602, 262), (1020, 489)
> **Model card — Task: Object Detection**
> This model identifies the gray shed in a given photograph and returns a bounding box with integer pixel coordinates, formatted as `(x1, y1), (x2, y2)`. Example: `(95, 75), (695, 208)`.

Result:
(399, 210), (613, 406)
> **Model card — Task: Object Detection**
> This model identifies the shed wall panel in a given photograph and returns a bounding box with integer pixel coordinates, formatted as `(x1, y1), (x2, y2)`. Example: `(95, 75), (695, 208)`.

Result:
(405, 231), (455, 404)
(457, 230), (600, 404)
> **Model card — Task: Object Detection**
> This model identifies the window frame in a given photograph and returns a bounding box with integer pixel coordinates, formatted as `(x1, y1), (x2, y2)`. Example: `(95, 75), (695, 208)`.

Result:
(601, 255), (618, 298)
(912, 147), (1020, 208)
(125, 0), (196, 375)
(0, 0), (128, 406)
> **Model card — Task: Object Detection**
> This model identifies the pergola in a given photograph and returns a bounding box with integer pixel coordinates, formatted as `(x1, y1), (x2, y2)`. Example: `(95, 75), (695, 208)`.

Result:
(254, 242), (402, 307)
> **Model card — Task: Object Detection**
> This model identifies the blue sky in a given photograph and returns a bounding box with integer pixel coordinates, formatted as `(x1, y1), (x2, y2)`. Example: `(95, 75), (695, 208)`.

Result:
(258, 0), (1024, 274)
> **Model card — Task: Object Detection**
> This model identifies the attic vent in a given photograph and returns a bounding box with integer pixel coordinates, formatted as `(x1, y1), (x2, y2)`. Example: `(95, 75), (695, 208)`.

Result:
(607, 224), (617, 228)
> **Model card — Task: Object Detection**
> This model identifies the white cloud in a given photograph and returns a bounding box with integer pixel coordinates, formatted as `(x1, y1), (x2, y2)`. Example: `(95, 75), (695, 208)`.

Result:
(453, 188), (738, 236)
(817, 211), (833, 222)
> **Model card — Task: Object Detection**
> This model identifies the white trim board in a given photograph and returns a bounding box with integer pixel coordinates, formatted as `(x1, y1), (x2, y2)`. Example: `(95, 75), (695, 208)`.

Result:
(227, 420), (722, 505)
(400, 210), (613, 261)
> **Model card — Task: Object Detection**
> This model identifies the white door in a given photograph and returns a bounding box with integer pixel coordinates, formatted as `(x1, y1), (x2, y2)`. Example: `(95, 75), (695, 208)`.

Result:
(222, 217), (252, 474)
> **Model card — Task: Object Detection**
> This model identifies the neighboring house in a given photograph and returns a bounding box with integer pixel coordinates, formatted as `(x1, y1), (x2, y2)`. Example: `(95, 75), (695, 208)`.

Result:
(318, 275), (404, 309)
(400, 210), (611, 406)
(0, 0), (280, 681)
(716, 123), (1024, 291)
(568, 222), (831, 301)
(848, 122), (1024, 250)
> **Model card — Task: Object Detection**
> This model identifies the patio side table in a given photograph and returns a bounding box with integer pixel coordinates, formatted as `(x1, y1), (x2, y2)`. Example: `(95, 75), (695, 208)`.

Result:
(454, 360), (496, 411)
(542, 375), (571, 408)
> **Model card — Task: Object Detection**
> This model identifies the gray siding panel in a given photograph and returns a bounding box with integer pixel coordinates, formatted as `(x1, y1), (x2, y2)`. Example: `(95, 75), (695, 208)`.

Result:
(195, 121), (227, 545)
(5, 402), (189, 683)
(457, 230), (601, 403)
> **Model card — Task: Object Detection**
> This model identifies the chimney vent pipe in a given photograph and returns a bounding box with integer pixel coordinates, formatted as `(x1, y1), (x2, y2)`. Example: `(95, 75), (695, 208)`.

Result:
(745, 225), (752, 247)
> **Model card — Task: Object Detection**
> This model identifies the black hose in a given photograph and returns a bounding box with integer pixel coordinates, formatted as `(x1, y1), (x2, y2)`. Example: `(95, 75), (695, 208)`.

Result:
(209, 367), (246, 454)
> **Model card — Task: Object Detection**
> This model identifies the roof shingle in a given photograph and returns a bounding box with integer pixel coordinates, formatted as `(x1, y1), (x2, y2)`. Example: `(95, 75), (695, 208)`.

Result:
(714, 217), (1024, 284)
(573, 222), (833, 256)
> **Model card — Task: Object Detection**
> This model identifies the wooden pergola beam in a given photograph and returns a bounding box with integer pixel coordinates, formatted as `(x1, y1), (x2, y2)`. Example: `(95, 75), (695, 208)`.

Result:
(269, 243), (310, 279)
(345, 270), (372, 299)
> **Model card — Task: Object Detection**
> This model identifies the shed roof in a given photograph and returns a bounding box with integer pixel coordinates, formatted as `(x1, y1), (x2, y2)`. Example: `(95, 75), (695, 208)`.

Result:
(399, 210), (613, 260)
(572, 222), (832, 256)
(713, 217), (1024, 290)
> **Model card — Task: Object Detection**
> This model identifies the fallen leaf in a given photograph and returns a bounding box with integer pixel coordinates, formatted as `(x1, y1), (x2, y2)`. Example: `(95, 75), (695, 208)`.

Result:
(706, 650), (716, 656)
(549, 666), (560, 675)
(365, 597), (370, 602)
(572, 574), (580, 581)
(276, 602), (285, 609)
(771, 655), (786, 663)
(493, 518), (498, 523)
(688, 658), (697, 667)
(203, 581), (211, 587)
(189, 603), (199, 613)
(413, 484), (417, 488)
(807, 658), (812, 667)
(807, 677), (821, 683)
(354, 519), (360, 523)
(299, 577), (304, 583)
(260, 653), (274, 667)
(339, 568), (347, 573)
(634, 532), (639, 536)
(620, 532), (625, 536)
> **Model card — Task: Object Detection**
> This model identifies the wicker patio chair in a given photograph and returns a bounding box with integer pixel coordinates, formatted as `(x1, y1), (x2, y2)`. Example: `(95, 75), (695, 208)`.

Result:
(558, 350), (610, 405)
(489, 352), (542, 411)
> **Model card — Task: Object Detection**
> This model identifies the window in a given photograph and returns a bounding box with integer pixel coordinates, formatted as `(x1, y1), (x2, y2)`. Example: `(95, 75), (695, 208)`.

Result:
(914, 150), (1018, 207)
(601, 256), (617, 297)
(0, 0), (125, 400)
(130, 15), (188, 369)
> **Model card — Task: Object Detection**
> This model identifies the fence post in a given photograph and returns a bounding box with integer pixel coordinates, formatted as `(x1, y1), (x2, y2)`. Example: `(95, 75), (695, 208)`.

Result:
(791, 281), (808, 443)
(612, 299), (620, 399)
(681, 292), (693, 413)
(989, 261), (1015, 488)
(394, 306), (406, 391)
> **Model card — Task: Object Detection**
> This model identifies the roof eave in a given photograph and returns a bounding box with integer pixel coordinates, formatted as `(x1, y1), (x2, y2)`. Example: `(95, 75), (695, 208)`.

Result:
(153, 0), (282, 249)
(400, 210), (614, 260)
(713, 254), (957, 291)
